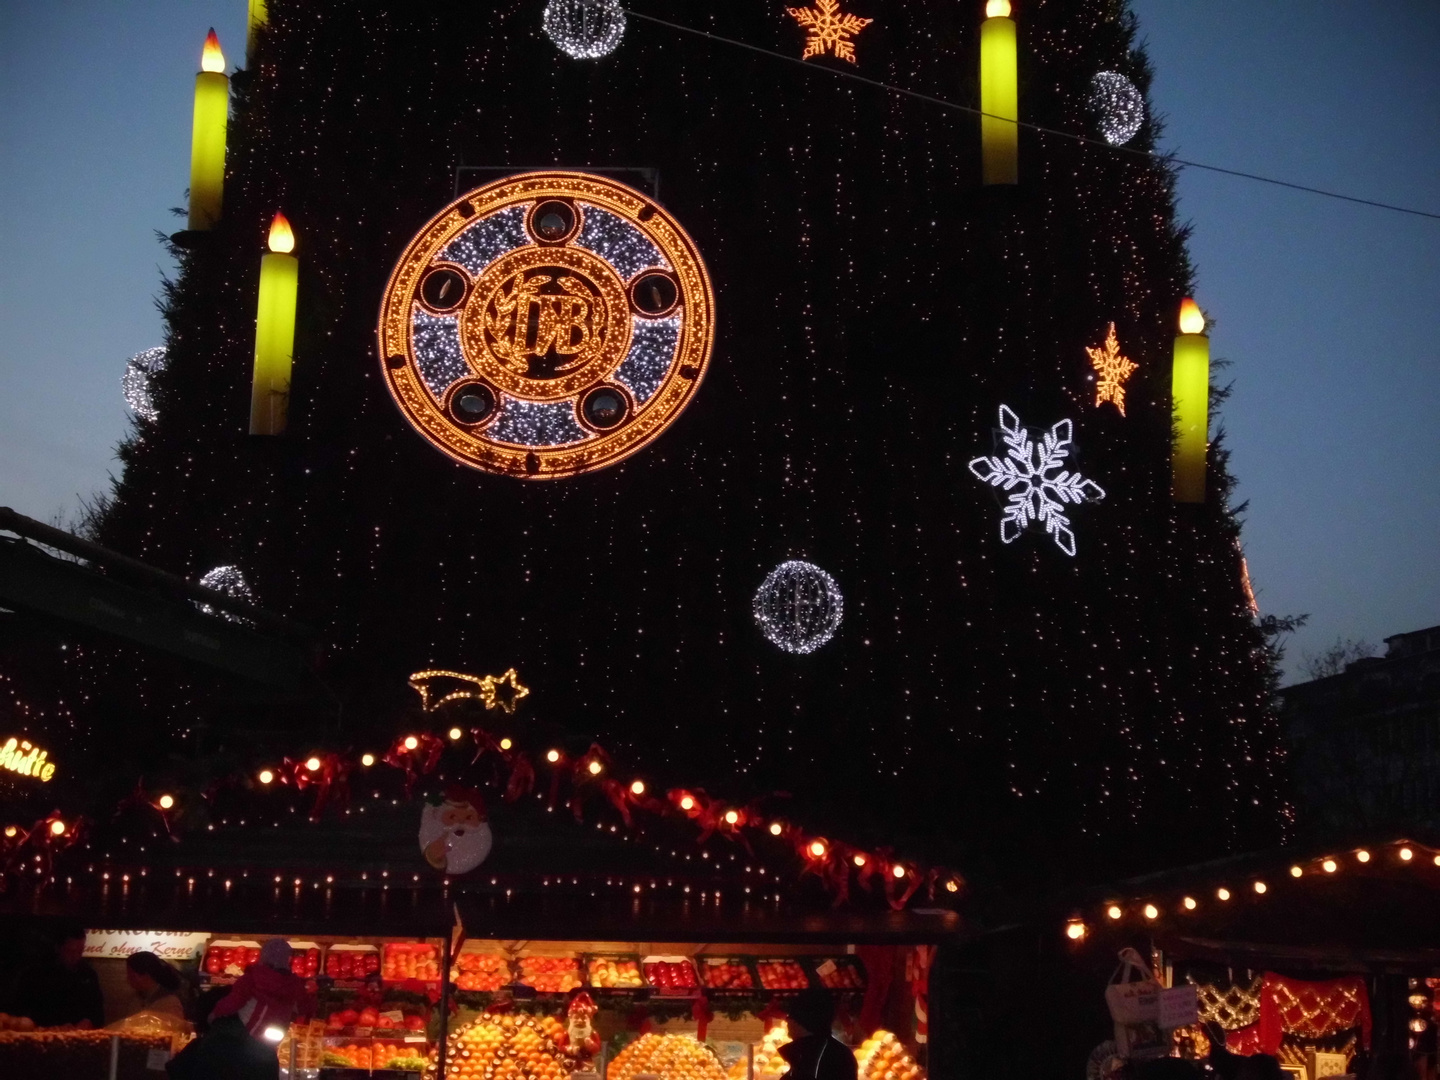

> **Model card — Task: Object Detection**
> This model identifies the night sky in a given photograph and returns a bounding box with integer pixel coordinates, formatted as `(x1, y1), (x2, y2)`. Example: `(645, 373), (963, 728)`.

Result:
(1, 1), (1436, 680)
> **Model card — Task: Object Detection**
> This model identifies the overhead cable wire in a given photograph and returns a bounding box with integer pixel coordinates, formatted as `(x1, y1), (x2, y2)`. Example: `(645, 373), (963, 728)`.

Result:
(622, 8), (1440, 223)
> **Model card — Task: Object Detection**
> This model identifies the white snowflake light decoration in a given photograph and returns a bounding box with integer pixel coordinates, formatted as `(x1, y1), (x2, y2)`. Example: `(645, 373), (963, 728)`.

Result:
(1089, 71), (1145, 146)
(121, 346), (168, 422)
(752, 560), (843, 654)
(968, 405), (1106, 557)
(196, 564), (255, 622)
(542, 0), (625, 60)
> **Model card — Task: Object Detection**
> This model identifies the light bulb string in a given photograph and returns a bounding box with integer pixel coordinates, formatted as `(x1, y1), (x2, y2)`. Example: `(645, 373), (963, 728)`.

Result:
(620, 7), (1440, 223)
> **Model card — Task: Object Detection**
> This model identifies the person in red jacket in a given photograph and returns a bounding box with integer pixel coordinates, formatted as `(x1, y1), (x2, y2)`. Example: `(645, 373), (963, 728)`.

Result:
(210, 940), (314, 1042)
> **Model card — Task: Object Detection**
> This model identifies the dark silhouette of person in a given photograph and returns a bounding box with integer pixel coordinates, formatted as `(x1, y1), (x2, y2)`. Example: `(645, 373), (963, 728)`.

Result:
(9, 922), (104, 1029)
(165, 1015), (280, 1080)
(778, 989), (858, 1080)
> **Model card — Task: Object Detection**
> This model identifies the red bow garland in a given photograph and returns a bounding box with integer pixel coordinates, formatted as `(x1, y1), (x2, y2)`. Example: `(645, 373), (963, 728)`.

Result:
(568, 745), (614, 822)
(295, 753), (351, 821)
(112, 780), (176, 838)
(504, 751), (535, 803)
(383, 734), (444, 798)
(757, 998), (788, 1034)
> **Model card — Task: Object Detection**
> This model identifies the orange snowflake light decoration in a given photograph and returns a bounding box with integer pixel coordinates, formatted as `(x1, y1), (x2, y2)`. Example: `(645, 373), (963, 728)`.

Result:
(787, 0), (873, 64)
(1085, 322), (1138, 416)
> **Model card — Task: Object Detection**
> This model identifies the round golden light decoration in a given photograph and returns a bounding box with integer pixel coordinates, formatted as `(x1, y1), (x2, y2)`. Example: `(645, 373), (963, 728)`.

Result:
(377, 171), (715, 479)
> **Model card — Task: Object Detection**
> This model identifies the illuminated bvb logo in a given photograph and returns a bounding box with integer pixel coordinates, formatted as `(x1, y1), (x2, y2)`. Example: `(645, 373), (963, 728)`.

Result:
(377, 172), (714, 479)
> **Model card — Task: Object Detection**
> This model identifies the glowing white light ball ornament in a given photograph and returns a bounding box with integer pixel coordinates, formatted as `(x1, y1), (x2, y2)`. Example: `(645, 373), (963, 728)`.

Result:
(122, 347), (168, 422)
(1088, 71), (1145, 146)
(196, 564), (255, 621)
(543, 0), (626, 60)
(752, 560), (843, 654)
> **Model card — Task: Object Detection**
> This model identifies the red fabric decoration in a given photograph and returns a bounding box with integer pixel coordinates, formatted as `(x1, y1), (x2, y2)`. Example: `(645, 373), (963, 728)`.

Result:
(1259, 972), (1371, 1054)
(1226, 1023), (1263, 1056)
(692, 996), (715, 1042)
(856, 945), (896, 1035)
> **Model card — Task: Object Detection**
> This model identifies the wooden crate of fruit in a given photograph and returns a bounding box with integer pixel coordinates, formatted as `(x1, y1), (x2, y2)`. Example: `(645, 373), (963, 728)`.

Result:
(695, 956), (759, 996)
(584, 953), (645, 991)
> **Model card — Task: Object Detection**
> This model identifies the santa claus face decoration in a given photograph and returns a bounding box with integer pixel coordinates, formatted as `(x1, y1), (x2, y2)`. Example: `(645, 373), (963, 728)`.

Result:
(419, 787), (493, 875)
(377, 171), (715, 479)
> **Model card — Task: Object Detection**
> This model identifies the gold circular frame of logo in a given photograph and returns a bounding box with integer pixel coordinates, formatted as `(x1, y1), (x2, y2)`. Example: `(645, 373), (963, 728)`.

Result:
(376, 171), (715, 479)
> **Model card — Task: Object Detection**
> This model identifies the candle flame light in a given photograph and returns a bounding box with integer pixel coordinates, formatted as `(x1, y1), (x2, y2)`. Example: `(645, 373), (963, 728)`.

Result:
(1178, 297), (1205, 335)
(724, 810), (740, 825)
(201, 29), (226, 73)
(404, 736), (419, 751)
(360, 754), (374, 768)
(267, 212), (295, 254)
(499, 738), (513, 751)
(1066, 921), (1086, 940)
(630, 780), (645, 796)
(769, 822), (783, 836)
(985, 0), (1011, 15)
(258, 769), (274, 785)
(1106, 904), (1122, 920)
(49, 820), (66, 837)
(158, 794), (175, 810)
(587, 759), (603, 776)
(1183, 896), (1197, 910)
(808, 839), (828, 859)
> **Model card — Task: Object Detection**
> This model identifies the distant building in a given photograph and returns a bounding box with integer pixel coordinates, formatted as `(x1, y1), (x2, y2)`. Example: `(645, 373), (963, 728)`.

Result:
(1283, 624), (1440, 835)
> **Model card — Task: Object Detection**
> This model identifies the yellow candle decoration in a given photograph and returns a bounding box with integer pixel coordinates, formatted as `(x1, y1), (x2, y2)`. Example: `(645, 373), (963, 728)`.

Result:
(187, 30), (229, 231)
(1171, 297), (1210, 502)
(980, 0), (1018, 185)
(250, 213), (298, 436)
(246, 0), (269, 65)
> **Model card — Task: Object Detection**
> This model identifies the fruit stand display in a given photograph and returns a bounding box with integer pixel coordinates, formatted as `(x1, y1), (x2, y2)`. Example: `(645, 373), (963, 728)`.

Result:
(585, 955), (644, 990)
(202, 940), (262, 982)
(382, 942), (442, 984)
(434, 1010), (574, 1080)
(606, 1033), (727, 1080)
(326, 944), (382, 983)
(0, 1029), (178, 1080)
(856, 1030), (927, 1080)
(806, 955), (866, 991)
(754, 959), (809, 993)
(641, 956), (699, 995)
(724, 1023), (791, 1080)
(515, 954), (583, 995)
(696, 958), (756, 993)
(453, 952), (509, 993)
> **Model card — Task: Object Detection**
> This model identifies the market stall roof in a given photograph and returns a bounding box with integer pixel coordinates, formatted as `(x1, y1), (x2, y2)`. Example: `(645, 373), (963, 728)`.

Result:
(0, 877), (451, 939)
(454, 892), (964, 945)
(1064, 835), (1440, 973)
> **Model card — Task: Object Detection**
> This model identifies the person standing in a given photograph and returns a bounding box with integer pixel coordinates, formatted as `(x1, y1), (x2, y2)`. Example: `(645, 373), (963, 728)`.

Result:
(165, 1015), (280, 1080)
(8, 923), (104, 1029)
(778, 989), (858, 1080)
(210, 940), (312, 1040)
(123, 952), (187, 1021)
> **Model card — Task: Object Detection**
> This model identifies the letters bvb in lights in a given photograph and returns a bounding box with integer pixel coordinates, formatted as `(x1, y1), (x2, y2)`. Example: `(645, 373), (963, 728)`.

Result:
(1, 738), (56, 782)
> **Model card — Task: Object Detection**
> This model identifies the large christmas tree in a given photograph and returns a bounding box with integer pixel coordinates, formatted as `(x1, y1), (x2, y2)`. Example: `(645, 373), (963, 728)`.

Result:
(77, 0), (1283, 890)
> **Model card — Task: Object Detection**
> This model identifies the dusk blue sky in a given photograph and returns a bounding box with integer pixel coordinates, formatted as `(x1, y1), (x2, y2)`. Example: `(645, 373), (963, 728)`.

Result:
(1, 2), (1437, 681)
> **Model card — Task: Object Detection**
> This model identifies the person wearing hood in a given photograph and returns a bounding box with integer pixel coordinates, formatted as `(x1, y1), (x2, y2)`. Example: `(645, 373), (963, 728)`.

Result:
(777, 989), (858, 1080)
(210, 940), (313, 1042)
